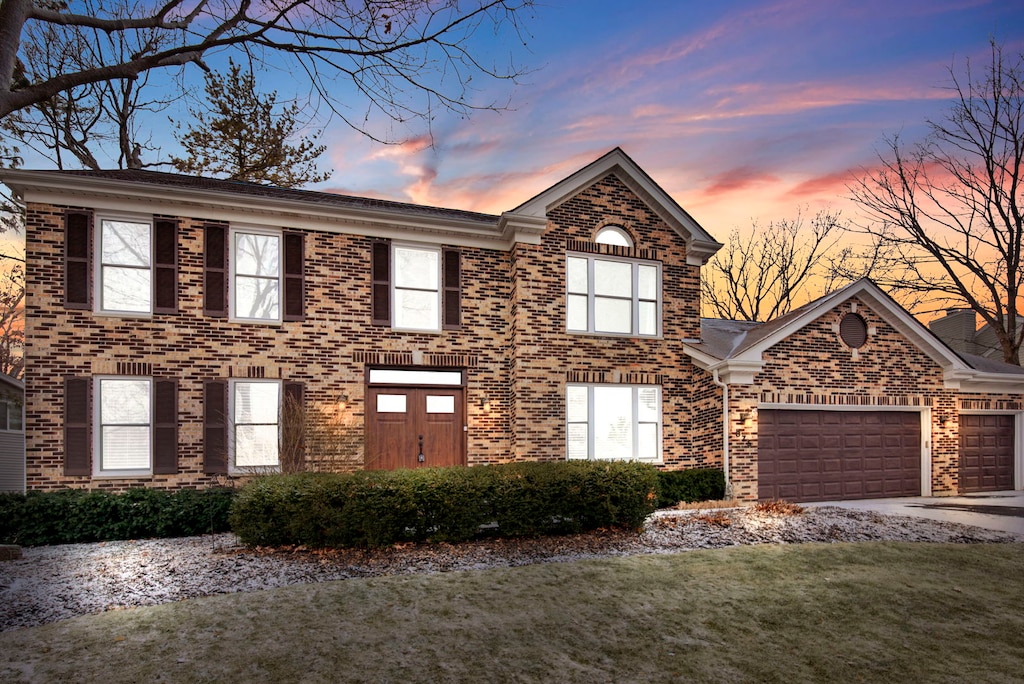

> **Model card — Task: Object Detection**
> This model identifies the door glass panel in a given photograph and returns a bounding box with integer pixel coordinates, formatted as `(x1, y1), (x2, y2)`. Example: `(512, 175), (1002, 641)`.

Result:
(376, 394), (407, 413)
(426, 395), (455, 413)
(369, 369), (463, 385)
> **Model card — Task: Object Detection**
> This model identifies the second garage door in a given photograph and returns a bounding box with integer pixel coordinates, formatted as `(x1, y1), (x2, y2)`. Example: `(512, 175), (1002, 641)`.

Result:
(959, 414), (1014, 492)
(758, 409), (922, 502)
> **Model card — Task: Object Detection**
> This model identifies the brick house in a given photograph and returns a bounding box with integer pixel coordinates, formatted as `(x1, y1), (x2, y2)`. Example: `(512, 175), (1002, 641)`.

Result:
(2, 148), (1022, 501)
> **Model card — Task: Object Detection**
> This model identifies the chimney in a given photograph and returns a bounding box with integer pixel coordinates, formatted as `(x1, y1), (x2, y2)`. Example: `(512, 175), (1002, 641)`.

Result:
(928, 308), (978, 354)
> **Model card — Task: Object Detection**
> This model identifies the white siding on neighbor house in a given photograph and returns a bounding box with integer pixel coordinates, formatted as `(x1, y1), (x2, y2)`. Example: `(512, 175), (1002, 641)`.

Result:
(0, 431), (25, 492)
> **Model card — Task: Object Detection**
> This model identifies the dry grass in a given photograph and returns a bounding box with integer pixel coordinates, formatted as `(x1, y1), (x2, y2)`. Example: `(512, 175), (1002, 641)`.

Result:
(753, 499), (806, 515)
(673, 498), (743, 510)
(1, 543), (1022, 683)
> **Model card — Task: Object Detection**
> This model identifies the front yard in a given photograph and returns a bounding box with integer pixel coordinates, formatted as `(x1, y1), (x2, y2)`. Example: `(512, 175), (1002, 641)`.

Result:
(1, 541), (1022, 683)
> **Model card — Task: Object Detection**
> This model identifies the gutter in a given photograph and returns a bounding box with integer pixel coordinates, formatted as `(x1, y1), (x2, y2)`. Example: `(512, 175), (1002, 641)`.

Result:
(711, 369), (732, 498)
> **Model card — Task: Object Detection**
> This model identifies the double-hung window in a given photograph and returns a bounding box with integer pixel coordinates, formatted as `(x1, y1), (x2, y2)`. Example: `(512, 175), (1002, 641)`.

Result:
(567, 255), (660, 336)
(99, 218), (152, 313)
(96, 377), (152, 475)
(233, 229), (282, 321)
(393, 245), (441, 330)
(566, 384), (661, 461)
(231, 380), (281, 469)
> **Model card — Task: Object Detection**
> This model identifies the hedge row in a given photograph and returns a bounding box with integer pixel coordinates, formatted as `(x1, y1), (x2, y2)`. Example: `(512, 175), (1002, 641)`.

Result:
(656, 468), (726, 508)
(0, 487), (236, 547)
(230, 461), (661, 548)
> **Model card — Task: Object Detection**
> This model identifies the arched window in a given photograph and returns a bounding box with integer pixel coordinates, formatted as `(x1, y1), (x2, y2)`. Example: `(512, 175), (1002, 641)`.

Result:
(595, 226), (633, 248)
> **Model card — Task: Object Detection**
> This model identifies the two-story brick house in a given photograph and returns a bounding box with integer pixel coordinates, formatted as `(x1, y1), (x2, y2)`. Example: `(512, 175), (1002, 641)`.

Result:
(2, 148), (1022, 501)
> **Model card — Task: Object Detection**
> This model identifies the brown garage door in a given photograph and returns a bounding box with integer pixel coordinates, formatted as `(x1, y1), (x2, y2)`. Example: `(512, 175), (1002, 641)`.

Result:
(960, 414), (1014, 492)
(758, 410), (921, 502)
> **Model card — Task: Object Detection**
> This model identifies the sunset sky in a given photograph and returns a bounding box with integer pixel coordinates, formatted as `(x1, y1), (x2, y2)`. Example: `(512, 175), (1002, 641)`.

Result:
(309, 0), (1023, 239)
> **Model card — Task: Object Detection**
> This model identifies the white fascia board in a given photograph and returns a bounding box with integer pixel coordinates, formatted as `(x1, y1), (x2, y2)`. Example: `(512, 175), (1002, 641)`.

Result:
(497, 212), (547, 245)
(683, 344), (763, 384)
(10, 172), (510, 251)
(944, 368), (1024, 393)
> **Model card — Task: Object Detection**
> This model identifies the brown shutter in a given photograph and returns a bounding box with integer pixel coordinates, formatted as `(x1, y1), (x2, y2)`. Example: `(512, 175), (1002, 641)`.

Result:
(154, 219), (178, 314)
(204, 224), (228, 317)
(203, 380), (228, 474)
(442, 248), (461, 330)
(371, 240), (391, 325)
(283, 232), (305, 321)
(64, 210), (92, 310)
(153, 379), (178, 474)
(283, 381), (305, 465)
(64, 377), (91, 476)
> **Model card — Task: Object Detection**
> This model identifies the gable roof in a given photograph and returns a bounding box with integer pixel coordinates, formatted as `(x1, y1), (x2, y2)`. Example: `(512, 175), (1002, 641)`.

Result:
(685, 279), (1024, 392)
(501, 147), (723, 265)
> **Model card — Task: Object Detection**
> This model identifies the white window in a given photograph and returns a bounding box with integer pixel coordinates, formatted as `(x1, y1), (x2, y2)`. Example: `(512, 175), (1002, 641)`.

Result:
(595, 226), (633, 247)
(231, 380), (281, 469)
(0, 400), (21, 431)
(393, 245), (441, 330)
(99, 218), (152, 313)
(96, 377), (152, 475)
(567, 255), (660, 336)
(566, 384), (661, 461)
(233, 229), (281, 321)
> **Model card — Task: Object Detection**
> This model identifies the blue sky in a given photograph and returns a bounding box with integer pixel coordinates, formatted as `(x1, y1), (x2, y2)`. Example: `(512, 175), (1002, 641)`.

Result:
(303, 0), (1023, 236)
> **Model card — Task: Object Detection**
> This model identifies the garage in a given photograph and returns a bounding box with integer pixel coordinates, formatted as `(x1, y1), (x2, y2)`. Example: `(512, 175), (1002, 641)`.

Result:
(959, 414), (1015, 492)
(758, 409), (922, 502)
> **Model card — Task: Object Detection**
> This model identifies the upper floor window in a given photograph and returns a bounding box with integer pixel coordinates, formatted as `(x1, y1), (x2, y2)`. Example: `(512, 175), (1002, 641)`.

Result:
(566, 254), (660, 336)
(371, 240), (462, 331)
(595, 226), (633, 248)
(99, 218), (152, 313)
(232, 229), (281, 321)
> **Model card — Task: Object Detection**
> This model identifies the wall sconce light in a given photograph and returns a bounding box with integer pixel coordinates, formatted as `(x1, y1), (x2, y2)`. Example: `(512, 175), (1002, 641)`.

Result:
(337, 392), (350, 408)
(480, 396), (491, 411)
(740, 410), (754, 429)
(942, 417), (955, 429)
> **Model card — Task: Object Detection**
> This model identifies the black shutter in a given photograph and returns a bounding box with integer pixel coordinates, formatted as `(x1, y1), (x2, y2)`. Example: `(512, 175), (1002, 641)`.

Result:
(203, 380), (228, 474)
(64, 210), (92, 310)
(153, 379), (178, 474)
(204, 224), (228, 317)
(64, 377), (91, 476)
(154, 219), (178, 314)
(283, 382), (305, 465)
(371, 240), (391, 325)
(442, 248), (461, 330)
(283, 232), (305, 321)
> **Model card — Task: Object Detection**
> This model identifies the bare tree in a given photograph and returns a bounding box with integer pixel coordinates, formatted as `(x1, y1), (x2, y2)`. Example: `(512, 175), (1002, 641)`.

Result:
(850, 43), (1024, 365)
(172, 60), (330, 187)
(4, 0), (178, 170)
(702, 209), (848, 322)
(0, 0), (535, 142)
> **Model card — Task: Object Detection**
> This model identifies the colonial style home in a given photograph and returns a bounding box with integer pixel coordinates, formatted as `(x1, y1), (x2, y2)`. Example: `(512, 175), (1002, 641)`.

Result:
(2, 148), (1022, 501)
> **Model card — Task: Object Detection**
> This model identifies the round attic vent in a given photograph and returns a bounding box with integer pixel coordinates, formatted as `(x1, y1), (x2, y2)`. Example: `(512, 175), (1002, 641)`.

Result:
(839, 313), (868, 348)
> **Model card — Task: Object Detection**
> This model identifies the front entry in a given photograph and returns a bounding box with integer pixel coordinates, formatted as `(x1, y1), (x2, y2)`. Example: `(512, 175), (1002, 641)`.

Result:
(365, 370), (466, 470)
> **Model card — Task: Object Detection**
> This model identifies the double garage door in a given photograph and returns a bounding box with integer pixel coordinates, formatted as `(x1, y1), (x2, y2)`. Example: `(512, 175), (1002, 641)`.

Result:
(758, 410), (922, 502)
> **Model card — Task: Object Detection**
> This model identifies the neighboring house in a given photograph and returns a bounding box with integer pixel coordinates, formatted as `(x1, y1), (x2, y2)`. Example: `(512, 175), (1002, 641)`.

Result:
(929, 308), (1023, 361)
(0, 371), (25, 492)
(1, 148), (1022, 501)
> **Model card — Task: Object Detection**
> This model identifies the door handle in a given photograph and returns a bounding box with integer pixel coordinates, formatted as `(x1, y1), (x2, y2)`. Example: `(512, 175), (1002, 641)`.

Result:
(418, 434), (425, 463)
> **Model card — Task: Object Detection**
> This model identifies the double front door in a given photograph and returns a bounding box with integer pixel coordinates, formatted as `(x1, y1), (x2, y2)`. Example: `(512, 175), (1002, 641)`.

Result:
(365, 385), (466, 470)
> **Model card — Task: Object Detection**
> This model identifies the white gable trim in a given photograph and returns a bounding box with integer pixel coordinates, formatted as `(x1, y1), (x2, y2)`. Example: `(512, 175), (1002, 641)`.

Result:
(504, 148), (723, 265)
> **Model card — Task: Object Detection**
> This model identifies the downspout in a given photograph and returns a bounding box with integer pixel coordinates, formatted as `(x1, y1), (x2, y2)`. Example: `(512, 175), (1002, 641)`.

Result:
(711, 369), (732, 498)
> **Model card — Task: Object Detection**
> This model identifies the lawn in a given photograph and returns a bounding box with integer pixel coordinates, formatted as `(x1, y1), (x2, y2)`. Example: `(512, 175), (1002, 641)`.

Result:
(1, 542), (1022, 683)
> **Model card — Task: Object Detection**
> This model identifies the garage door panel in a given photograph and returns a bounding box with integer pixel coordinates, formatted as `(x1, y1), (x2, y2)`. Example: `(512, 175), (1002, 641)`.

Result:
(960, 414), (1014, 493)
(759, 409), (921, 502)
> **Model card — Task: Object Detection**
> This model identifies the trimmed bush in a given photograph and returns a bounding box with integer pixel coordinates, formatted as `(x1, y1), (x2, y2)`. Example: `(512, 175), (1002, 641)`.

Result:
(0, 487), (236, 547)
(656, 468), (726, 508)
(230, 461), (660, 549)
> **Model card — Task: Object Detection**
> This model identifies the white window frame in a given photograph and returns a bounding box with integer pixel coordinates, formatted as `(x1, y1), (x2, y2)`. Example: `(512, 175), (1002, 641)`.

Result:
(392, 243), (442, 332)
(595, 226), (633, 247)
(566, 383), (662, 462)
(229, 378), (282, 473)
(95, 215), (154, 316)
(566, 253), (661, 337)
(93, 376), (153, 477)
(230, 226), (283, 323)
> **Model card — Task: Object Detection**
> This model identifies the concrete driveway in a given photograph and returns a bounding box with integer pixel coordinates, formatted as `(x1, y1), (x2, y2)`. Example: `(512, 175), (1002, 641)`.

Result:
(806, 491), (1024, 538)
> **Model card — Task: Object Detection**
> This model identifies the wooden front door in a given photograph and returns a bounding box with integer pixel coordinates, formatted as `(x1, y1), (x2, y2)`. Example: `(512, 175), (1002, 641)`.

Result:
(365, 386), (466, 470)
